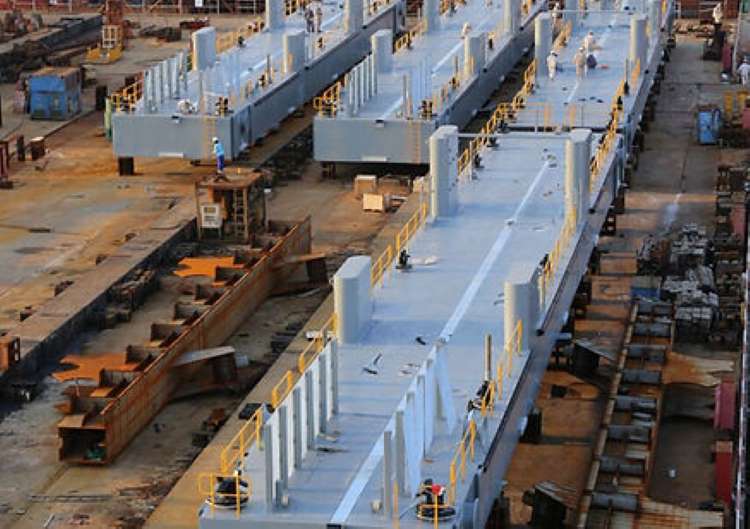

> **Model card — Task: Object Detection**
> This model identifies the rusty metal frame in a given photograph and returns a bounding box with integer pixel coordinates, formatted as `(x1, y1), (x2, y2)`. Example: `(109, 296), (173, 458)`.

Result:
(57, 217), (312, 464)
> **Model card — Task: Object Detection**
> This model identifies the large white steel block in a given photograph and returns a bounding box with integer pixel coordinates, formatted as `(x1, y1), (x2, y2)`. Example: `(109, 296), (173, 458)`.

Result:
(334, 256), (373, 343)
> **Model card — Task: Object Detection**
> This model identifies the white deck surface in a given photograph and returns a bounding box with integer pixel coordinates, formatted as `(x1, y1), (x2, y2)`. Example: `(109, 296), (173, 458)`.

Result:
(201, 131), (613, 528)
(513, 9), (658, 129)
(133, 0), (382, 116)
(335, 0), (541, 121)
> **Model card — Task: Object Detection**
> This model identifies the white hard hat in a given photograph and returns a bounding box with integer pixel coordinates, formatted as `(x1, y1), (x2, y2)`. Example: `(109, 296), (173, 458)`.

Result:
(212, 137), (219, 143)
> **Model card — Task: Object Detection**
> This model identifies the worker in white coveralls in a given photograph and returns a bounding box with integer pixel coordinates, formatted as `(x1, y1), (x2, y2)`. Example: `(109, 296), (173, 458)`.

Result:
(583, 31), (596, 53)
(547, 51), (558, 80)
(574, 47), (586, 78)
(314, 2), (323, 32)
(738, 59), (750, 86)
(713, 2), (723, 26)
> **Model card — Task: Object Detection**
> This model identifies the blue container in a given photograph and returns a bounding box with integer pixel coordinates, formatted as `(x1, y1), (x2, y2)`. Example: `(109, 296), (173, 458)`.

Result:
(29, 67), (81, 121)
(696, 106), (722, 145)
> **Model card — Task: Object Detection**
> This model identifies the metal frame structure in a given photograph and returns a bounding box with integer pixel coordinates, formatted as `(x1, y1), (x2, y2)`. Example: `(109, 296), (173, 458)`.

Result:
(56, 216), (313, 464)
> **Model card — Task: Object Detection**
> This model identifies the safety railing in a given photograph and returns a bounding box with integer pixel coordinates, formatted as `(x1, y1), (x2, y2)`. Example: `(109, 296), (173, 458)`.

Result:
(503, 319), (523, 376)
(589, 111), (618, 190)
(208, 314), (337, 513)
(552, 20), (573, 52)
(297, 315), (337, 373)
(723, 90), (749, 121)
(313, 79), (345, 116)
(371, 245), (395, 286)
(220, 407), (263, 473)
(588, 79), (624, 191)
(448, 419), (476, 504)
(197, 472), (250, 518)
(367, 0), (393, 16)
(284, 0), (309, 15)
(270, 369), (296, 409)
(394, 19), (426, 53)
(110, 78), (144, 113)
(457, 60), (536, 177)
(370, 201), (429, 288)
(479, 380), (496, 417)
(396, 202), (429, 254)
(539, 214), (576, 305)
(439, 0), (467, 14)
(215, 21), (265, 54)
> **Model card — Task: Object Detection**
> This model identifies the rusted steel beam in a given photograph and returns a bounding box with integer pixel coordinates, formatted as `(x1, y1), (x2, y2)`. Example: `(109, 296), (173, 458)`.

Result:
(57, 217), (312, 464)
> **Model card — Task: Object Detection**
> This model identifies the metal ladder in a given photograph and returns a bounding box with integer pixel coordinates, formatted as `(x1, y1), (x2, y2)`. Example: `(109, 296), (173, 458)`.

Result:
(232, 189), (247, 239)
(409, 120), (422, 164)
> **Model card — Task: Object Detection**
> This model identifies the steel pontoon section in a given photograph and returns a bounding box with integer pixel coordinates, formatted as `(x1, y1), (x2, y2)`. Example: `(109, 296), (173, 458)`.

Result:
(312, 1), (543, 165)
(111, 4), (403, 160)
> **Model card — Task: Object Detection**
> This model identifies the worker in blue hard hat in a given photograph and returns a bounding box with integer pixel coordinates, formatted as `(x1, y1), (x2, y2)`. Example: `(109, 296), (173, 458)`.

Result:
(212, 137), (225, 175)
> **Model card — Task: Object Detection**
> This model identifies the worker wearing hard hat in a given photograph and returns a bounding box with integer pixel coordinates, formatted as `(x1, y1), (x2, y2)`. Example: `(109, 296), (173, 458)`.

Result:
(551, 1), (561, 19)
(547, 51), (558, 81)
(713, 2), (723, 27)
(212, 137), (225, 174)
(583, 31), (597, 54)
(574, 47), (586, 78)
(738, 59), (750, 86)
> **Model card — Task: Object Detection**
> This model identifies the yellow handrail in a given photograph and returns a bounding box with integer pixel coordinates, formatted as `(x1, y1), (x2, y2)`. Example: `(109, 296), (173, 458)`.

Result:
(552, 20), (573, 52)
(457, 59), (537, 176)
(394, 19), (426, 53)
(207, 314), (337, 513)
(313, 79), (345, 116)
(371, 201), (429, 288)
(479, 380), (496, 416)
(111, 78), (144, 113)
(197, 472), (250, 518)
(297, 315), (337, 373)
(220, 407), (263, 473)
(367, 0), (393, 16)
(216, 22), (265, 54)
(271, 370), (295, 409)
(448, 419), (477, 504)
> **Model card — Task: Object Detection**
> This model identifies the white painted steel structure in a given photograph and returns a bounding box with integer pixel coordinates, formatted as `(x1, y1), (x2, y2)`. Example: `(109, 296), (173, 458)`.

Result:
(111, 0), (404, 160)
(313, 0), (546, 165)
(197, 1), (672, 527)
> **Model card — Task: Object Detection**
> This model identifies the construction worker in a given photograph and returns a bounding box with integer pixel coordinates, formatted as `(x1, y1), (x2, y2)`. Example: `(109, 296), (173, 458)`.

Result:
(314, 3), (323, 32)
(547, 51), (558, 80)
(583, 31), (596, 54)
(586, 52), (598, 71)
(738, 59), (750, 86)
(552, 1), (561, 20)
(574, 47), (586, 78)
(713, 2), (723, 28)
(305, 6), (314, 33)
(212, 137), (225, 174)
